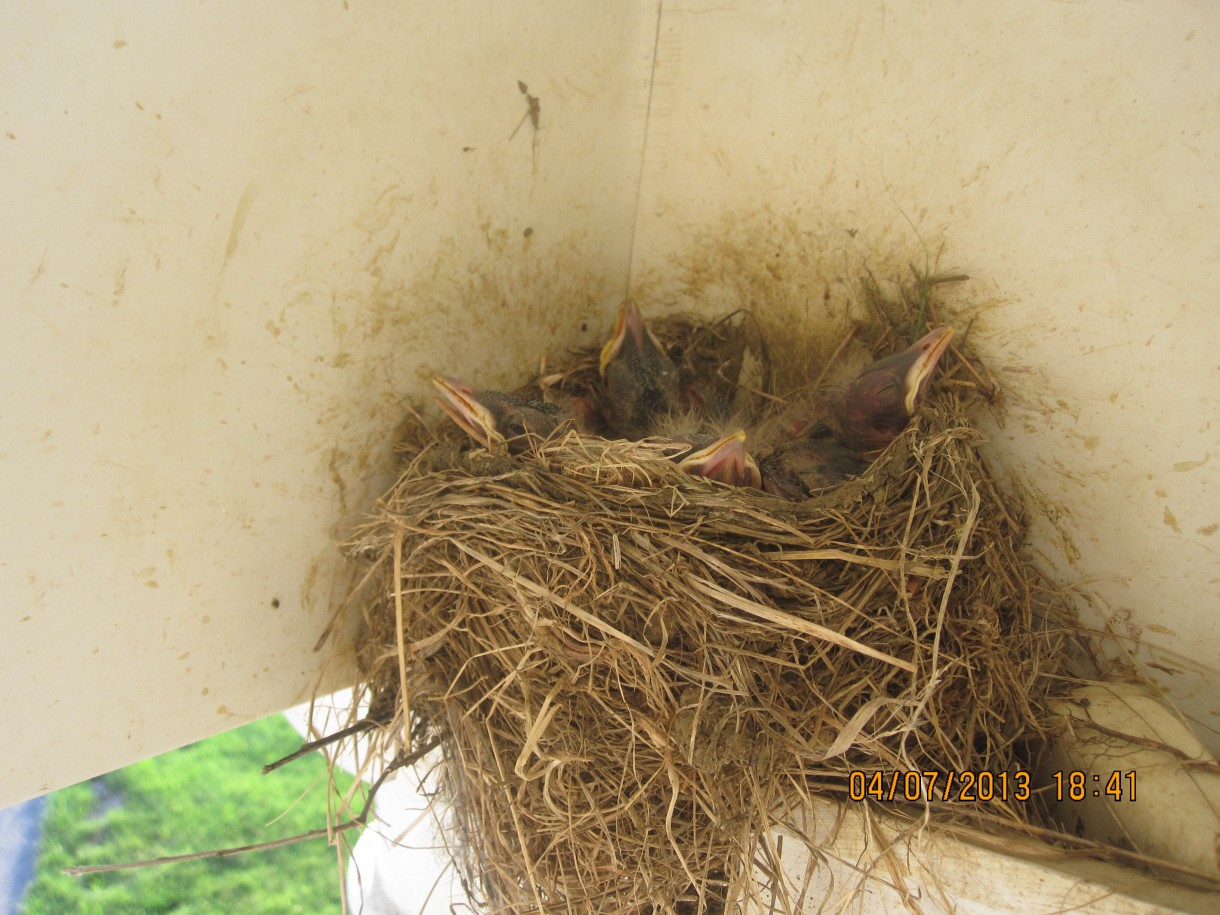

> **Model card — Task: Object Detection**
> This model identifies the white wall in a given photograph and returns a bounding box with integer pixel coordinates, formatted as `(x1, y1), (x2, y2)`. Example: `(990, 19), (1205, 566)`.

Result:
(0, 2), (649, 805)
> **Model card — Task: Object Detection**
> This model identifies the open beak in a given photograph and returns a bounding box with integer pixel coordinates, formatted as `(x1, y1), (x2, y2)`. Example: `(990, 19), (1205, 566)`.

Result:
(677, 429), (763, 489)
(432, 375), (503, 450)
(599, 300), (663, 377)
(899, 325), (955, 414)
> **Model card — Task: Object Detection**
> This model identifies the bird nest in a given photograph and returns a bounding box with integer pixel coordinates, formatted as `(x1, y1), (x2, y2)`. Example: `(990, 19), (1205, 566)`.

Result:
(336, 288), (1072, 913)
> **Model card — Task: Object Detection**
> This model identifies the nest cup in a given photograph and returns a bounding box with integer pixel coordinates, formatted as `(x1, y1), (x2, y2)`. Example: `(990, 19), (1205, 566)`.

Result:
(339, 283), (1072, 913)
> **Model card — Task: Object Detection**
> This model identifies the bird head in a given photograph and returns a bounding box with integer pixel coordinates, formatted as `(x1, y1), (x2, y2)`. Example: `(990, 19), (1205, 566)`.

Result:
(829, 325), (955, 452)
(598, 300), (680, 437)
(672, 427), (762, 489)
(432, 375), (569, 453)
(433, 375), (502, 450)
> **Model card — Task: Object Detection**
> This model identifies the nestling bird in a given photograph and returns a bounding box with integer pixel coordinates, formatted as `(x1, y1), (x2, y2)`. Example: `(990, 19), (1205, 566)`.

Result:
(650, 412), (762, 489)
(819, 325), (956, 453)
(599, 300), (681, 439)
(757, 325), (955, 499)
(678, 429), (762, 489)
(432, 375), (576, 453)
(779, 325), (956, 453)
(756, 428), (869, 500)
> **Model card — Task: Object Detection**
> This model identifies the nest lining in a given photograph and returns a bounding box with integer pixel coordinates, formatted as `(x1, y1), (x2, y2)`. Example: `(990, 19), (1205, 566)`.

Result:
(337, 300), (1073, 914)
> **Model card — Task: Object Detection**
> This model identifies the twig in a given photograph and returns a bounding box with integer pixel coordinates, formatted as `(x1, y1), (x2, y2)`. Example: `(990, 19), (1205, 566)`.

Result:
(262, 718), (380, 774)
(65, 742), (435, 877)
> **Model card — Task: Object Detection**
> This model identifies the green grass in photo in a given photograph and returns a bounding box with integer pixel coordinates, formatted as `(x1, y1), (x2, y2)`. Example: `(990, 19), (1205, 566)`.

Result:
(23, 713), (357, 915)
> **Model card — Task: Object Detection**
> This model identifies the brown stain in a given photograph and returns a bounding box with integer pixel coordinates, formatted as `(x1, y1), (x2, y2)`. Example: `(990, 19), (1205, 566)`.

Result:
(1162, 506), (1181, 533)
(299, 553), (328, 637)
(328, 447), (349, 514)
(398, 224), (612, 389)
(1173, 454), (1210, 472)
(224, 182), (259, 265)
(643, 210), (979, 399)
(1047, 504), (1082, 564)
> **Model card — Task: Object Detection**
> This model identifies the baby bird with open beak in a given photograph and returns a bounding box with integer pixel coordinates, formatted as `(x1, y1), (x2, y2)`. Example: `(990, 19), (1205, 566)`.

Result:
(819, 325), (956, 454)
(432, 375), (577, 453)
(598, 300), (682, 439)
(649, 412), (762, 489)
(758, 325), (955, 499)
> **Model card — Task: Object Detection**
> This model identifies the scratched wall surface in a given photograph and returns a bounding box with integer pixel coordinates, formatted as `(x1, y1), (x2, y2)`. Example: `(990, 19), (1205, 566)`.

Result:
(3, 1), (1218, 809)
(0, 3), (650, 806)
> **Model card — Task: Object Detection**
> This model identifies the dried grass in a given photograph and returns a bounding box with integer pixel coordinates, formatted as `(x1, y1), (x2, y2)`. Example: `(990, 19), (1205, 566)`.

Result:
(332, 280), (1080, 914)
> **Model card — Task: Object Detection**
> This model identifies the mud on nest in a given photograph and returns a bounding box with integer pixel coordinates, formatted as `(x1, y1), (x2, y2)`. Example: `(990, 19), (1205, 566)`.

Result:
(334, 275), (1076, 914)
